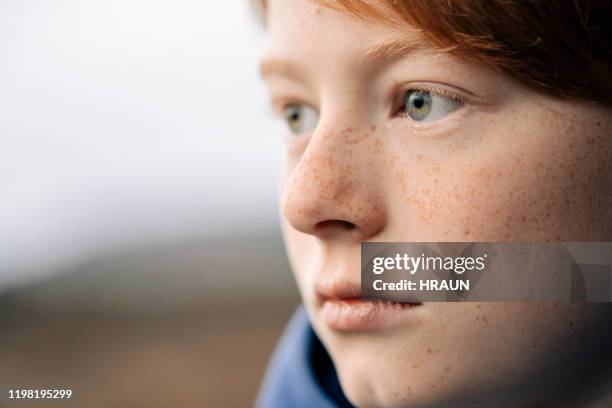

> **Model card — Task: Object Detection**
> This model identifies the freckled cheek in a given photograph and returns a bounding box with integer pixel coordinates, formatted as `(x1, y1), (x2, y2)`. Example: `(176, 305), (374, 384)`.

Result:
(281, 218), (316, 293)
(389, 119), (611, 241)
(478, 123), (611, 241)
(412, 158), (595, 241)
(278, 157), (311, 285)
(392, 165), (509, 240)
(386, 162), (572, 241)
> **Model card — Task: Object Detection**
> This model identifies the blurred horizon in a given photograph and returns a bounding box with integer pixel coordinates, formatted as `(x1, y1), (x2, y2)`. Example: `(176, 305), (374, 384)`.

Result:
(0, 2), (297, 406)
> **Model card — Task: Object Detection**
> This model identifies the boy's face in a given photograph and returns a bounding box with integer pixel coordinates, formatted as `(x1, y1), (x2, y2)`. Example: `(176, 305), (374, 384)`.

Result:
(261, 0), (612, 406)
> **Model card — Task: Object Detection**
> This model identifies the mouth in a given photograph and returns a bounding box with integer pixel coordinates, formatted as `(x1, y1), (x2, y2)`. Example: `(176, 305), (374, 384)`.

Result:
(316, 281), (422, 331)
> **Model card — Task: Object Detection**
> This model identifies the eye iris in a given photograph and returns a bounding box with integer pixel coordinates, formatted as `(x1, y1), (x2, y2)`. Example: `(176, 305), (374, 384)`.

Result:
(406, 90), (432, 121)
(287, 107), (302, 132)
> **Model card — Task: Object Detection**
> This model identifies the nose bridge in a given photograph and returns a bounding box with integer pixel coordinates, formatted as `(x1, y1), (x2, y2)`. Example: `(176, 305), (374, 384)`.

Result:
(282, 124), (386, 240)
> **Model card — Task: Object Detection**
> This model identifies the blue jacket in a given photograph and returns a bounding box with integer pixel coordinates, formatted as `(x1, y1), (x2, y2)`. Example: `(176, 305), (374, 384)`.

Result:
(256, 306), (354, 408)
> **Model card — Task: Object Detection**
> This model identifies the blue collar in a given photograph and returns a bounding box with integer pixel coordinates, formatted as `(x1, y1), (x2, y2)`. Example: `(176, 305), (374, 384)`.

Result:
(256, 306), (354, 408)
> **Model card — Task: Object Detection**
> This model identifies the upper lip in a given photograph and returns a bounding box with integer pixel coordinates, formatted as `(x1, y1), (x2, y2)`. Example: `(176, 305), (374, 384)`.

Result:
(315, 277), (424, 306)
(315, 278), (361, 304)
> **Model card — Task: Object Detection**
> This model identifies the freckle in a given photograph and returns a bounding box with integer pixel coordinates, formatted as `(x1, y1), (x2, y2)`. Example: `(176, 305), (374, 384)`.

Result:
(370, 125), (376, 131)
(568, 321), (574, 327)
(445, 366), (451, 372)
(412, 363), (419, 369)
(314, 6), (322, 14)
(427, 348), (432, 354)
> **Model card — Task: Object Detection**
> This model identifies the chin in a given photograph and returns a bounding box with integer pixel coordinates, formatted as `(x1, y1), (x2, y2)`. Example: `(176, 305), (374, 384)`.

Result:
(328, 339), (463, 408)
(334, 356), (524, 408)
(334, 359), (449, 408)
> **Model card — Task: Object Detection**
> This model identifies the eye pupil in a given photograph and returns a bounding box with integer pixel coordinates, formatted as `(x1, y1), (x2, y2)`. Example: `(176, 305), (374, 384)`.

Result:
(409, 91), (428, 110)
(412, 95), (425, 109)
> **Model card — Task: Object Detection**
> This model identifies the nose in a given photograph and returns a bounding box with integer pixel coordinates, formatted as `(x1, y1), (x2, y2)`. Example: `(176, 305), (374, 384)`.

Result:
(281, 126), (387, 242)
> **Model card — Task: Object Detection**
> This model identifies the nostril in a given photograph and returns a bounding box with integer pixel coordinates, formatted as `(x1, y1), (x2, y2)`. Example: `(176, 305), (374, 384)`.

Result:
(314, 220), (356, 232)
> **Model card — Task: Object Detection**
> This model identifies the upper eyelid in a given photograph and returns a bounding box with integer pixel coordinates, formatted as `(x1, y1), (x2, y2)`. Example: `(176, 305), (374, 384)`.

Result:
(398, 83), (469, 101)
(268, 97), (293, 115)
(419, 87), (465, 102)
(270, 97), (317, 115)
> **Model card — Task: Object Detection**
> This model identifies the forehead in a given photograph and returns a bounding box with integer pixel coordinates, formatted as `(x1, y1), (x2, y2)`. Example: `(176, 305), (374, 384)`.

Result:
(263, 0), (427, 66)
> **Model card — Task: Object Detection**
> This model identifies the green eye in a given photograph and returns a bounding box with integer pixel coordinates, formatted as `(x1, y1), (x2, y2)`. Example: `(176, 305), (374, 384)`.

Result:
(404, 89), (461, 123)
(283, 104), (319, 135)
(405, 90), (432, 121)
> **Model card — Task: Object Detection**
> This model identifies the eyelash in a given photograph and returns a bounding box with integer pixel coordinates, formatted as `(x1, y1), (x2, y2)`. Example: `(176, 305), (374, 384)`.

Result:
(272, 96), (311, 115)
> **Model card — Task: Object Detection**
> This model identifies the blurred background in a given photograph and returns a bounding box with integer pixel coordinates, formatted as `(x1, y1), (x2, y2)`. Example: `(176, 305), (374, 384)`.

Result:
(0, 1), (299, 406)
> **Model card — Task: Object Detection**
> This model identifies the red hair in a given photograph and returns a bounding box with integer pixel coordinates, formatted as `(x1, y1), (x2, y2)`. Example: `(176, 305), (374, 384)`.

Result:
(256, 0), (612, 104)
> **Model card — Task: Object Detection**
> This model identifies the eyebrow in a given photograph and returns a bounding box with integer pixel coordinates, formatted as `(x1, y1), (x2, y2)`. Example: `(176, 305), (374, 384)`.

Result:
(259, 34), (431, 80)
(259, 58), (305, 81)
(362, 34), (431, 65)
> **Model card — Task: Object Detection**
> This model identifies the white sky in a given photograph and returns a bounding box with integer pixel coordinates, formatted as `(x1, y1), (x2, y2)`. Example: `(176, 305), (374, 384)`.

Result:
(0, 1), (285, 289)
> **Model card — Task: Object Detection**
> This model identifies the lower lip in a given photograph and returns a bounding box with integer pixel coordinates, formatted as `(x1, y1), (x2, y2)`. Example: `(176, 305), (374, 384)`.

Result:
(320, 299), (422, 331)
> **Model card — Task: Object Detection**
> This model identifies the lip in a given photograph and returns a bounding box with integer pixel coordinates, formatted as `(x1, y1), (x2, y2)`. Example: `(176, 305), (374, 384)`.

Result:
(319, 298), (422, 331)
(315, 279), (422, 331)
